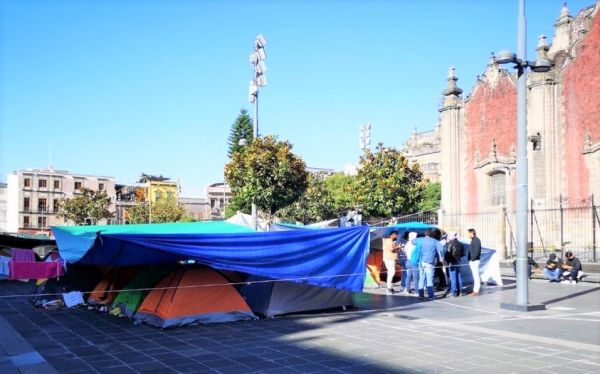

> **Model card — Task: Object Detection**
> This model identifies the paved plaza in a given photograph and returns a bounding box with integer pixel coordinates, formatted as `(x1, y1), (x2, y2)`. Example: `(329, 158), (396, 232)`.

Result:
(0, 279), (599, 373)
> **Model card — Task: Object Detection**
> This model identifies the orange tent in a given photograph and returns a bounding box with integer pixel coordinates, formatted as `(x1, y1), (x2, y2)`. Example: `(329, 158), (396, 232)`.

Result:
(134, 267), (256, 328)
(88, 267), (137, 307)
(366, 250), (402, 286)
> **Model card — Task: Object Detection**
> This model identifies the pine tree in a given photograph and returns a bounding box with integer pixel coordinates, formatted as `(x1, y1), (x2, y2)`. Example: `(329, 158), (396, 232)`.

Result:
(227, 108), (254, 158)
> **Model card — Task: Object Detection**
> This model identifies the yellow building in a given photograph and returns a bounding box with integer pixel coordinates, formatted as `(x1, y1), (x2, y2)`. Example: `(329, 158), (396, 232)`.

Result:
(147, 181), (179, 203)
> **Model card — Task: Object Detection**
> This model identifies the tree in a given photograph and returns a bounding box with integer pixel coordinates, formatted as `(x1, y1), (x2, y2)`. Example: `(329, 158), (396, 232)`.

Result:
(276, 173), (336, 224)
(225, 135), (308, 218)
(126, 199), (188, 224)
(324, 172), (357, 214)
(227, 108), (254, 158)
(58, 187), (114, 225)
(353, 143), (425, 218)
(419, 181), (441, 211)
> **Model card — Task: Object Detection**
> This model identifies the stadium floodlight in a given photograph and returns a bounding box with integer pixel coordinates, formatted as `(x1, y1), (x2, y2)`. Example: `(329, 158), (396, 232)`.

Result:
(256, 34), (267, 48)
(256, 61), (267, 74)
(256, 47), (266, 60)
(247, 34), (268, 231)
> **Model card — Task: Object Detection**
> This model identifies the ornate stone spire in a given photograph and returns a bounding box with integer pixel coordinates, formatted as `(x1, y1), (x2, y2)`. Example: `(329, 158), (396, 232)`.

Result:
(536, 34), (549, 58)
(556, 2), (572, 26)
(443, 67), (463, 96)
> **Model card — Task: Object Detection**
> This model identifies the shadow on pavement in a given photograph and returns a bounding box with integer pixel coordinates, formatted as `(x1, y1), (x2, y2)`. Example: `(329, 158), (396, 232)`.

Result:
(541, 285), (600, 306)
(0, 280), (427, 373)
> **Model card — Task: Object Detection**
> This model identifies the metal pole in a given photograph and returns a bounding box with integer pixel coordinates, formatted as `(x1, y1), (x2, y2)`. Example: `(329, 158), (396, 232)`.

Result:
(251, 91), (258, 230)
(560, 193), (564, 259)
(515, 0), (529, 307)
(592, 194), (596, 262)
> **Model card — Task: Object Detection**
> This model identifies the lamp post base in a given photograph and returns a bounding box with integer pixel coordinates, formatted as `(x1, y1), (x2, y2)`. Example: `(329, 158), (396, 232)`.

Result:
(500, 302), (546, 312)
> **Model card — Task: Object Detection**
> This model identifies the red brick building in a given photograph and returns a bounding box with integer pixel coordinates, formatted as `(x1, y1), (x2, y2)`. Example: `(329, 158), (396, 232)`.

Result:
(439, 2), (600, 253)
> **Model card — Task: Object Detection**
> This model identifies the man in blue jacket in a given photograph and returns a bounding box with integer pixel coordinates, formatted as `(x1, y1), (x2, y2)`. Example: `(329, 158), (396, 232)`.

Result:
(414, 229), (446, 299)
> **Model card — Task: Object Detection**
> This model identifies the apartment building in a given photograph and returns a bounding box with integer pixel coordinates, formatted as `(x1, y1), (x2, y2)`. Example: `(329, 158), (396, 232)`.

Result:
(6, 168), (116, 236)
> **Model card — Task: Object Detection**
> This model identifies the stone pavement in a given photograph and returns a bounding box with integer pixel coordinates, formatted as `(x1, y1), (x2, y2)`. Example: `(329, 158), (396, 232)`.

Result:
(0, 279), (598, 373)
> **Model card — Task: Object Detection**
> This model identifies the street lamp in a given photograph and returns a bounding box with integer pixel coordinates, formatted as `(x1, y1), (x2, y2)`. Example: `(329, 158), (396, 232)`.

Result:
(498, 0), (549, 312)
(248, 34), (267, 231)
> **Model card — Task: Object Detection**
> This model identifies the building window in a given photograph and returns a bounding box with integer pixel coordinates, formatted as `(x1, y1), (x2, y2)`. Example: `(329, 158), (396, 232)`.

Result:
(155, 191), (162, 202)
(74, 181), (82, 190)
(38, 216), (47, 228)
(53, 199), (60, 213)
(166, 191), (174, 201)
(38, 198), (47, 212)
(24, 178), (31, 188)
(54, 180), (60, 189)
(24, 197), (30, 212)
(39, 179), (47, 188)
(23, 216), (30, 228)
(491, 172), (506, 206)
(99, 183), (104, 191)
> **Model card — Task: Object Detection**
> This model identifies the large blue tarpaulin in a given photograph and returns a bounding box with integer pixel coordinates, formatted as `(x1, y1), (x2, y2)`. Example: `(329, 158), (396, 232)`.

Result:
(52, 223), (371, 292)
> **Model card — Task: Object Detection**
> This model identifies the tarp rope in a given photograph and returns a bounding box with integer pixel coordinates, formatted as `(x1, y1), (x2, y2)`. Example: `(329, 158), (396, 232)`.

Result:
(0, 262), (483, 299)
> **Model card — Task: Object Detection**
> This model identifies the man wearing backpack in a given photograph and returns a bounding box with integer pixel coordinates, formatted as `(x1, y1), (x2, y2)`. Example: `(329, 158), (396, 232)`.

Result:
(445, 232), (464, 297)
(414, 229), (445, 300)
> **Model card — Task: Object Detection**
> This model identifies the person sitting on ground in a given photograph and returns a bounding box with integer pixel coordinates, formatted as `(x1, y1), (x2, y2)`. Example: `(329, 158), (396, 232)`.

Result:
(561, 251), (582, 284)
(512, 255), (538, 279)
(543, 253), (563, 282)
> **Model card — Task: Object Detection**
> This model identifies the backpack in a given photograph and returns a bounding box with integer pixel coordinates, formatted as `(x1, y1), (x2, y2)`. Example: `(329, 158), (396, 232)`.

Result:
(409, 240), (422, 266)
(448, 240), (464, 262)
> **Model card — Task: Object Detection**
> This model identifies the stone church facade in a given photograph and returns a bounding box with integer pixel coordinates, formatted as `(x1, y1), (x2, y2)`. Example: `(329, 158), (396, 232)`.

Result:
(438, 2), (600, 256)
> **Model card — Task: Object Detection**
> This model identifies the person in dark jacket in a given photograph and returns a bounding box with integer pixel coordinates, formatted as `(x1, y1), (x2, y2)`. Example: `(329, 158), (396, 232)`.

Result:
(561, 251), (582, 284)
(445, 232), (464, 297)
(467, 228), (481, 296)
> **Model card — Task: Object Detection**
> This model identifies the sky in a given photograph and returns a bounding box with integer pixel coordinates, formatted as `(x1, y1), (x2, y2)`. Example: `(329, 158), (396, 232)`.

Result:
(0, 0), (595, 197)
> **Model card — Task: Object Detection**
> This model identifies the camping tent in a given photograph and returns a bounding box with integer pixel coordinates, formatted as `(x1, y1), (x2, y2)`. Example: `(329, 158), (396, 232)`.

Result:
(366, 249), (401, 285)
(88, 268), (138, 307)
(134, 267), (256, 328)
(109, 265), (175, 318)
(240, 275), (355, 318)
(52, 222), (370, 292)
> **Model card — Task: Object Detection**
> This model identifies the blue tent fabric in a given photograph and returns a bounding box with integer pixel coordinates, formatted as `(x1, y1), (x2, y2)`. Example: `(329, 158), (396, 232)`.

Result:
(52, 225), (371, 292)
(370, 222), (437, 241)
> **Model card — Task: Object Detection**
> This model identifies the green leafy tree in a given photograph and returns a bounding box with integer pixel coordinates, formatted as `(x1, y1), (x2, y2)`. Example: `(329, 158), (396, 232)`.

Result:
(126, 203), (150, 224)
(126, 199), (188, 224)
(353, 143), (425, 218)
(276, 173), (336, 224)
(324, 172), (357, 214)
(224, 196), (251, 218)
(58, 187), (114, 225)
(227, 108), (254, 158)
(151, 200), (187, 223)
(419, 181), (441, 211)
(225, 135), (308, 218)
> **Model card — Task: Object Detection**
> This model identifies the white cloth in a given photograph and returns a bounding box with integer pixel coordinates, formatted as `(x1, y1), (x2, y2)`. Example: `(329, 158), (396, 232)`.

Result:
(384, 259), (396, 290)
(469, 260), (481, 292)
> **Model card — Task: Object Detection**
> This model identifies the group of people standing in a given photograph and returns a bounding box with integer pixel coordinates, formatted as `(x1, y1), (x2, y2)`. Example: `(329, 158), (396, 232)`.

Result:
(382, 228), (482, 299)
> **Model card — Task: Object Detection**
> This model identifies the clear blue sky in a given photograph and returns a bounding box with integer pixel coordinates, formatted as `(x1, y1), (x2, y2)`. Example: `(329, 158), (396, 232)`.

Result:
(0, 0), (593, 197)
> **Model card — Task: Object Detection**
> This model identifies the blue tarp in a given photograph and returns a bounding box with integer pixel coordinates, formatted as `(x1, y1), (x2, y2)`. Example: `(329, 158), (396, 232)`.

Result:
(52, 224), (371, 292)
(370, 221), (437, 241)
